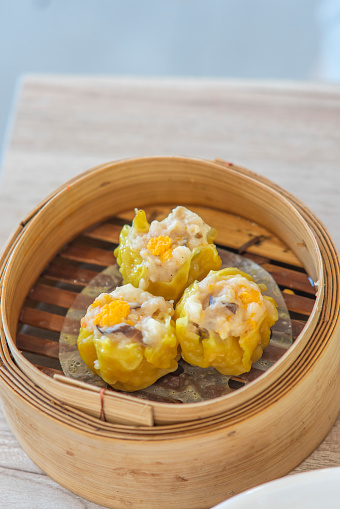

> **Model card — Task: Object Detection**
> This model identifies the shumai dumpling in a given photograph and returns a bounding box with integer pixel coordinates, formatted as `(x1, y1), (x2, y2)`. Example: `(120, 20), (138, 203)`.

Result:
(175, 268), (278, 376)
(114, 206), (222, 302)
(77, 284), (179, 391)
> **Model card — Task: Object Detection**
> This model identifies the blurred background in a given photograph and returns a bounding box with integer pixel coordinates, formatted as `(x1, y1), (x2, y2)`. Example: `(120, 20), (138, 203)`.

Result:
(1, 0), (339, 160)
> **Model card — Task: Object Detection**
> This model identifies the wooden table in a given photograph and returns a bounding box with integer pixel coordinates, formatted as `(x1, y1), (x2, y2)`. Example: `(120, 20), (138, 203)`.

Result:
(0, 75), (340, 507)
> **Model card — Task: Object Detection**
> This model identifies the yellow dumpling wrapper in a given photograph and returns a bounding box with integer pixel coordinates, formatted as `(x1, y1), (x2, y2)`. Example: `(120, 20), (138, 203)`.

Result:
(175, 268), (279, 376)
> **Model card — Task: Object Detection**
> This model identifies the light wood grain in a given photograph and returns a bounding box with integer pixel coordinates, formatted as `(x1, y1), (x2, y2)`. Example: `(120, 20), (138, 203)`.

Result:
(0, 405), (106, 508)
(0, 75), (339, 506)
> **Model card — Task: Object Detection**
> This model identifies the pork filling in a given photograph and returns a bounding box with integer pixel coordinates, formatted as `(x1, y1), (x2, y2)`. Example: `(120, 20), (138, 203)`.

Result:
(184, 274), (276, 339)
(128, 206), (214, 285)
(81, 284), (174, 347)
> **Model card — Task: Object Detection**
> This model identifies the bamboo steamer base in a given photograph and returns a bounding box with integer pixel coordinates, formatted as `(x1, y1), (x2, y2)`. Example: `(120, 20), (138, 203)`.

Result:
(0, 157), (339, 509)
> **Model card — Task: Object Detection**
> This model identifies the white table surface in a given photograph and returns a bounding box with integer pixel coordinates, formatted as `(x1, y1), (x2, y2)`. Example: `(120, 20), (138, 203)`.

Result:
(0, 75), (340, 508)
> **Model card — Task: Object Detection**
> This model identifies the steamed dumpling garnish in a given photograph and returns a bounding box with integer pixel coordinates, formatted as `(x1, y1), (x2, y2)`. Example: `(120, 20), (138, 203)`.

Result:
(114, 206), (222, 301)
(77, 284), (179, 391)
(175, 268), (278, 376)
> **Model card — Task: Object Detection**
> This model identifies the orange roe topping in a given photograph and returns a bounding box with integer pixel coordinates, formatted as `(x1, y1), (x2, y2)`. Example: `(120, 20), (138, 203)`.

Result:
(238, 287), (261, 306)
(147, 235), (172, 259)
(160, 248), (172, 262)
(93, 299), (130, 327)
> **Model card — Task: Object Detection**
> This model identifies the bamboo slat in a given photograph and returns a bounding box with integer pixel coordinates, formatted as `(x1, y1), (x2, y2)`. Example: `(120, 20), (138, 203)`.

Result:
(17, 335), (59, 359)
(20, 308), (65, 333)
(44, 262), (99, 286)
(60, 242), (115, 266)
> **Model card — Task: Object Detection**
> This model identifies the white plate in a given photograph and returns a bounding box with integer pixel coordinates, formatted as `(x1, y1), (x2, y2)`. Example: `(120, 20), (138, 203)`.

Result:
(212, 468), (340, 509)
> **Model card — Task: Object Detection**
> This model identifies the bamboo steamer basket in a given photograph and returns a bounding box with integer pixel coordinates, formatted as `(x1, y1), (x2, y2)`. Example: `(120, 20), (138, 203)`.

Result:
(0, 156), (339, 509)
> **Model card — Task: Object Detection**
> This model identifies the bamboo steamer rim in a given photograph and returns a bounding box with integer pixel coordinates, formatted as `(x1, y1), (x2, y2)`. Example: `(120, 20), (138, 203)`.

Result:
(0, 156), (333, 428)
